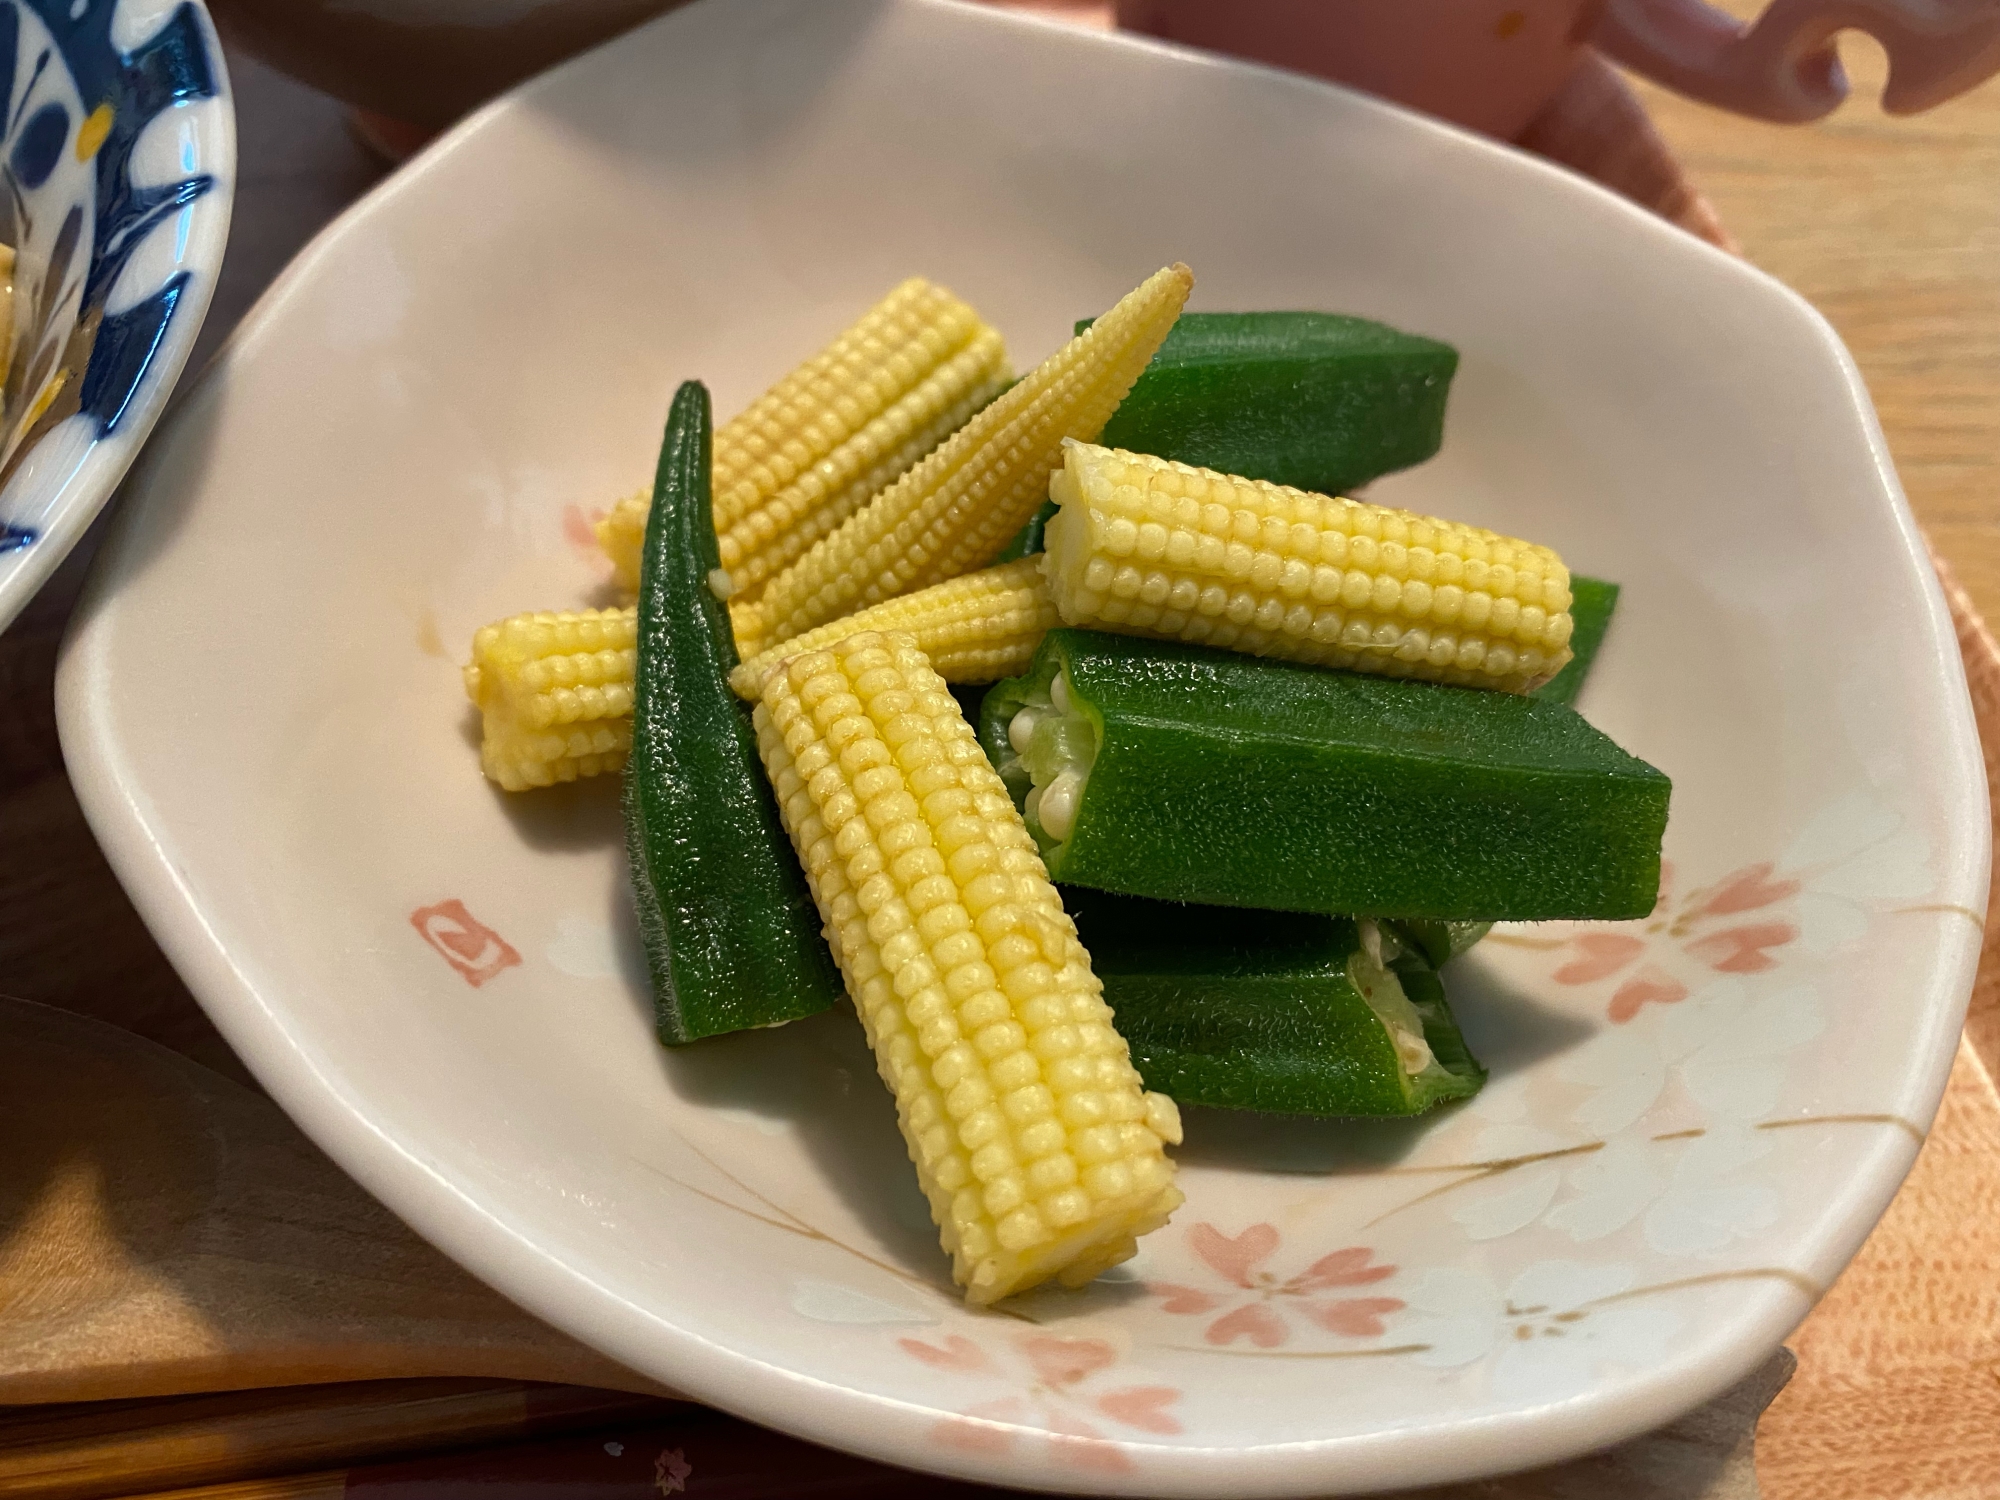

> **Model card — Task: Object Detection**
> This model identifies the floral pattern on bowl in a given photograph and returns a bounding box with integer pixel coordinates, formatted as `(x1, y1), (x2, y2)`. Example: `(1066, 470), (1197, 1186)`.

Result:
(0, 0), (230, 631)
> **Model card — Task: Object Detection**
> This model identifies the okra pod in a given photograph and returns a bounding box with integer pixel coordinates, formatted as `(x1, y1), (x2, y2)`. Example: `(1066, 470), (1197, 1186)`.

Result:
(625, 381), (844, 1043)
(1068, 889), (1485, 1117)
(981, 628), (1668, 921)
(1081, 311), (1457, 497)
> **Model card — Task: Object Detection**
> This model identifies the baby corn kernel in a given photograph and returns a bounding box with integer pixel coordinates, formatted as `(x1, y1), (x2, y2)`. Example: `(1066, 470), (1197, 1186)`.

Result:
(736, 264), (1194, 657)
(460, 561), (1054, 792)
(1044, 441), (1574, 693)
(728, 557), (1056, 701)
(597, 279), (1010, 599)
(753, 631), (1183, 1303)
(464, 608), (636, 790)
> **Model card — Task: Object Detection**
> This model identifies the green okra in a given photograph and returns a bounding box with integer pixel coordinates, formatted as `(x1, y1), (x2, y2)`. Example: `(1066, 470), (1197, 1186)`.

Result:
(980, 629), (1669, 921)
(1067, 889), (1484, 1117)
(1078, 310), (1457, 496)
(625, 380), (843, 1043)
(1385, 918), (1494, 970)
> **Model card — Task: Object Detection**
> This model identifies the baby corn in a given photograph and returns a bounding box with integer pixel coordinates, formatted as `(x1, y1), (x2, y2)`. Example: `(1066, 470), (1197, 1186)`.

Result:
(728, 558), (1055, 700)
(753, 632), (1183, 1302)
(464, 608), (636, 790)
(1044, 441), (1574, 693)
(464, 562), (1053, 791)
(735, 264), (1194, 657)
(597, 279), (1010, 598)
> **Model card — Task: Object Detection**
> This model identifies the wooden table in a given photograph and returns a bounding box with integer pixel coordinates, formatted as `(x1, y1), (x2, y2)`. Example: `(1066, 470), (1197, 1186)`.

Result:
(1638, 26), (2000, 635)
(2, 13), (1996, 1499)
(1637, 28), (2000, 1499)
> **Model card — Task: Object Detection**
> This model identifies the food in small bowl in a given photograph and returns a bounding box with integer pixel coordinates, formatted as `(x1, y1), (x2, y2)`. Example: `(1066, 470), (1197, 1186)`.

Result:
(460, 260), (1673, 1306)
(0, 0), (232, 631)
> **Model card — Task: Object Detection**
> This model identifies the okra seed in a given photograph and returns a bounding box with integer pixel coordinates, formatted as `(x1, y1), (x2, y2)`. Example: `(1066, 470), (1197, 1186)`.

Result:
(1007, 707), (1040, 755)
(1037, 769), (1086, 841)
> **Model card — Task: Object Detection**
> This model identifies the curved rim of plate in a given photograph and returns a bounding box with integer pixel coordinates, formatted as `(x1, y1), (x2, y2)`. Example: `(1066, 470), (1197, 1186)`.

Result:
(56, 1), (1985, 1492)
(0, 0), (235, 634)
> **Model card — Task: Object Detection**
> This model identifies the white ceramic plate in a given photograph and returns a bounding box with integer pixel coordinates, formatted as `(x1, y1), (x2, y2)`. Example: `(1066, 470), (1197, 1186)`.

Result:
(58, 1), (1986, 1493)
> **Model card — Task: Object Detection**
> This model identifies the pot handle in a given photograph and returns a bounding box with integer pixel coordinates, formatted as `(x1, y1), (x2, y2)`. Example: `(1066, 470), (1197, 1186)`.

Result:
(1593, 0), (2000, 121)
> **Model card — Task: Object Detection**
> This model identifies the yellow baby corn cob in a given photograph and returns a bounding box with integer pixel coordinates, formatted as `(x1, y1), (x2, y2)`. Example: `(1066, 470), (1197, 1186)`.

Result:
(753, 632), (1182, 1303)
(596, 488), (651, 594)
(729, 557), (1055, 700)
(597, 279), (1011, 597)
(735, 264), (1194, 658)
(461, 563), (1051, 789)
(1043, 441), (1574, 693)
(464, 608), (636, 790)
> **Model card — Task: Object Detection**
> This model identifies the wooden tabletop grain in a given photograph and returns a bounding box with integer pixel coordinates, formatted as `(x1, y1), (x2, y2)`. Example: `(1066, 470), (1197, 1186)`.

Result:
(1638, 28), (2000, 633)
(1637, 30), (2000, 1500)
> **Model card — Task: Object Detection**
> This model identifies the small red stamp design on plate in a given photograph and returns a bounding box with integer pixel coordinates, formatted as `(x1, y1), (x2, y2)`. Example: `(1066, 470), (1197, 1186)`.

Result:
(411, 899), (521, 987)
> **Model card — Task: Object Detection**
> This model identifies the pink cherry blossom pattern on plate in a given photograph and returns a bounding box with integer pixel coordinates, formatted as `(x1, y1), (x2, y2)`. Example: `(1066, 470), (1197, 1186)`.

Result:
(1148, 1222), (1403, 1348)
(652, 1446), (692, 1495)
(900, 1332), (1182, 1474)
(1539, 860), (1801, 1022)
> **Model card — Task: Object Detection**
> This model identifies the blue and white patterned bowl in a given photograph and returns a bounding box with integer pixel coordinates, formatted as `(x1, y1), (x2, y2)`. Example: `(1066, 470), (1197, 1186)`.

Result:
(0, 0), (230, 633)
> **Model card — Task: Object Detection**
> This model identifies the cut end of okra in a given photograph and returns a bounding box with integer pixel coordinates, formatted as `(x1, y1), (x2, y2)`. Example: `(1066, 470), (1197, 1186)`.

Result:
(1043, 440), (1573, 693)
(728, 557), (1057, 701)
(464, 607), (638, 791)
(1065, 891), (1488, 1117)
(980, 629), (1669, 921)
(738, 264), (1194, 658)
(752, 630), (1182, 1303)
(597, 279), (1012, 599)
